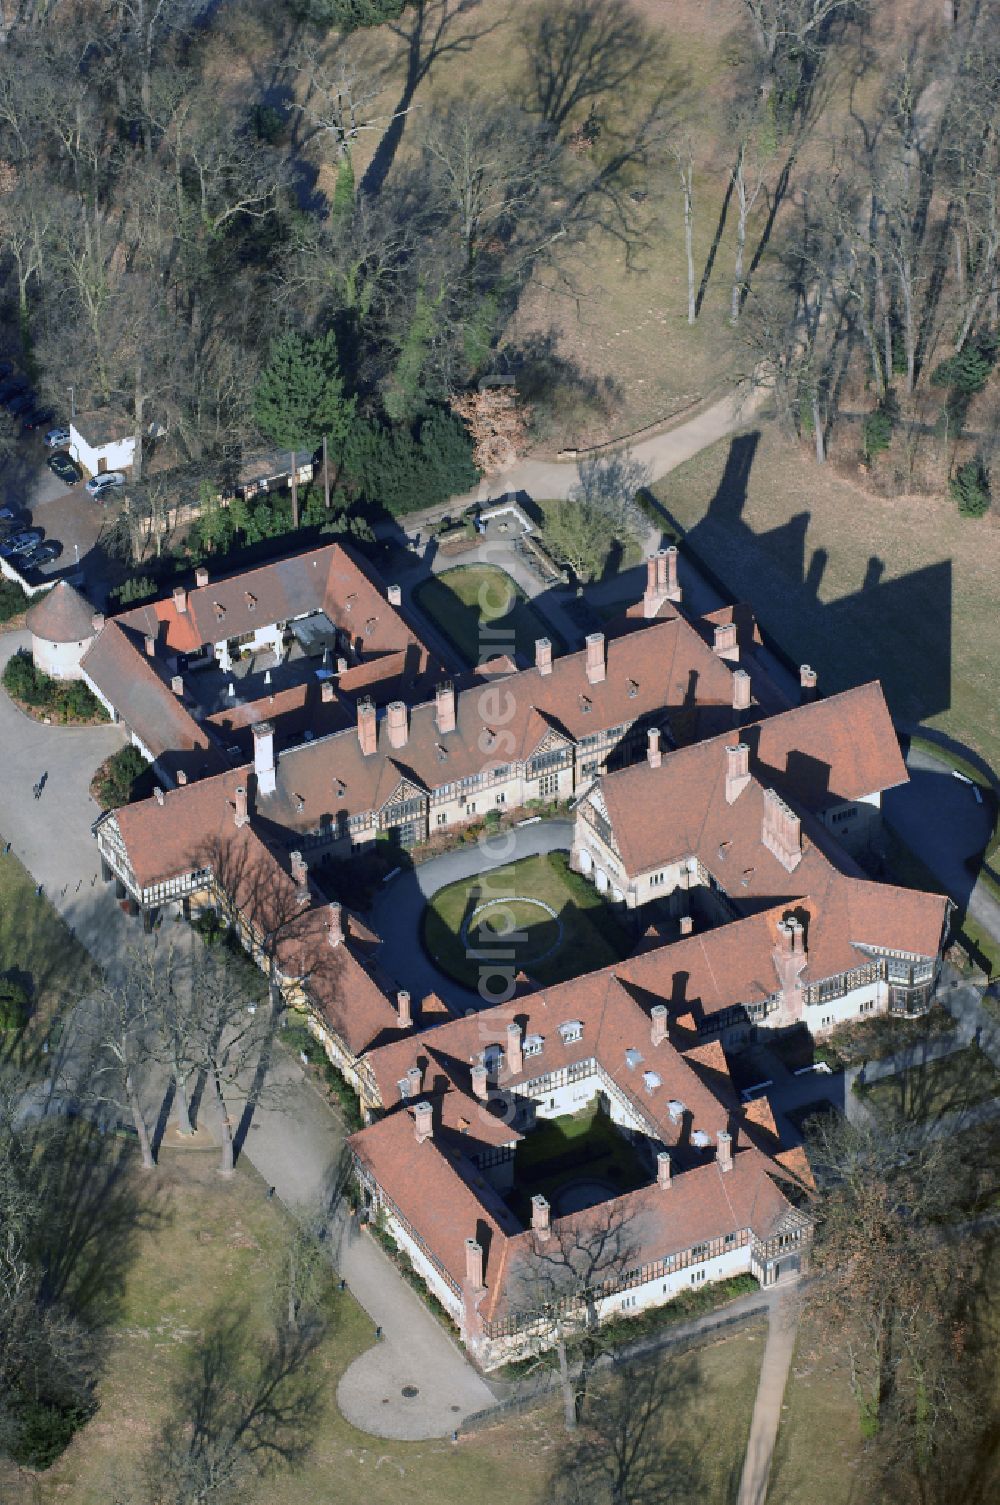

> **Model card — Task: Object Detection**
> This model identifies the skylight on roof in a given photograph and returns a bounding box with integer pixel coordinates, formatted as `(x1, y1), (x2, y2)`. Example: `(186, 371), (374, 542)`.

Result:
(691, 1129), (711, 1149)
(668, 1099), (686, 1121)
(642, 1070), (662, 1094)
(625, 1048), (643, 1069)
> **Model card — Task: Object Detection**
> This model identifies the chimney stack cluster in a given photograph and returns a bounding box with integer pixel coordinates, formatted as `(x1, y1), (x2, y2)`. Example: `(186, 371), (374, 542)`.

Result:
(775, 916), (806, 958)
(406, 1064), (422, 1098)
(253, 720), (276, 797)
(651, 1004), (668, 1046)
(732, 668), (752, 714)
(465, 1237), (484, 1290)
(387, 584), (402, 606)
(91, 612), (105, 633)
(387, 701), (408, 749)
(414, 1100), (433, 1143)
(234, 784), (249, 829)
(471, 1064), (489, 1100)
(397, 990), (412, 1028)
(435, 681), (456, 735)
(144, 634), (156, 658)
(762, 788), (802, 872)
(585, 633), (606, 686)
(290, 849), (309, 907)
(327, 903), (343, 948)
(531, 1194), (551, 1241)
(647, 727), (662, 769)
(643, 548), (682, 616)
(506, 1020), (523, 1077)
(713, 621), (738, 660)
(725, 742), (751, 805)
(357, 698), (377, 757)
(657, 1151), (672, 1190)
(172, 585), (187, 615)
(679, 914), (694, 937)
(195, 566), (209, 588)
(535, 638), (552, 676)
(717, 1130), (733, 1173)
(321, 680), (335, 704)
(800, 664), (818, 703)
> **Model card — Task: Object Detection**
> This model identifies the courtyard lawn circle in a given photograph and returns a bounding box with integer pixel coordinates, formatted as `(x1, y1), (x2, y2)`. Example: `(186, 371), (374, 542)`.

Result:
(552, 1177), (619, 1216)
(421, 851), (633, 991)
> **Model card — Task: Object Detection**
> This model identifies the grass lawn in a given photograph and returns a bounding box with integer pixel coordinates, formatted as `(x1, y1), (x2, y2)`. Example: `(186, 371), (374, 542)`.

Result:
(651, 423), (1000, 778)
(768, 1313), (866, 1505)
(0, 840), (96, 1069)
(422, 851), (633, 989)
(858, 1044), (1000, 1124)
(0, 1149), (551, 1505)
(507, 1102), (650, 1222)
(413, 566), (557, 668)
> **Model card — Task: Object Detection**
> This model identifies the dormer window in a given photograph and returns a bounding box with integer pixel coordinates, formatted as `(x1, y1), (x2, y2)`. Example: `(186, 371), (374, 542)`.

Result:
(294, 794), (305, 813)
(436, 744), (449, 762)
(523, 1033), (544, 1057)
(627, 679), (639, 698)
(579, 695), (593, 714)
(213, 602), (226, 621)
(345, 594), (357, 613)
(364, 617), (377, 637)
(558, 1020), (583, 1044)
(245, 592), (257, 611)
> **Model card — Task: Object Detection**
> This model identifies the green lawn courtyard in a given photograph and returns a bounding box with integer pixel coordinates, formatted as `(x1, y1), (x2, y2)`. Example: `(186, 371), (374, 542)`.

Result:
(421, 851), (633, 989)
(507, 1101), (650, 1223)
(412, 565), (557, 668)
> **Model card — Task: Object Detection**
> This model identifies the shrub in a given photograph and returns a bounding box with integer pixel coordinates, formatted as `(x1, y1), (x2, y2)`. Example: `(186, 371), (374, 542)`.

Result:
(3, 652), (108, 722)
(862, 403), (894, 462)
(109, 574), (159, 607)
(0, 576), (28, 622)
(342, 408), (479, 517)
(97, 744), (151, 808)
(9, 1398), (91, 1469)
(3, 648), (46, 703)
(930, 344), (994, 395)
(949, 460), (991, 518)
(0, 976), (30, 1030)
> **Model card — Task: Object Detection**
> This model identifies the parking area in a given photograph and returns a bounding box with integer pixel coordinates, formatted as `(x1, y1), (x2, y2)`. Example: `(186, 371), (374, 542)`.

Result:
(1, 446), (116, 594)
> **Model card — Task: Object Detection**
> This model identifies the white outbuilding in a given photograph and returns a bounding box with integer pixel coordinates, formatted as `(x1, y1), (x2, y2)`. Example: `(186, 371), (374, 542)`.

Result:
(69, 410), (136, 477)
(26, 581), (101, 680)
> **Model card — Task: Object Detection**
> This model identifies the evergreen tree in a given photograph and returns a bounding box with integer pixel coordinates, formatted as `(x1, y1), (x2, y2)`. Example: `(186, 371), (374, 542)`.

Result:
(254, 331), (355, 455)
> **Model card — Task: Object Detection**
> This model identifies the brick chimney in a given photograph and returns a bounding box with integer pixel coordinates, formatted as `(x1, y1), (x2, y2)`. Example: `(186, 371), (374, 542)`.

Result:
(464, 1237), (484, 1290)
(679, 914), (694, 937)
(662, 545), (681, 601)
(290, 850), (309, 907)
(775, 918), (794, 956)
(506, 1020), (523, 1076)
(713, 621), (738, 660)
(643, 554), (659, 617)
(535, 637), (552, 676)
(413, 1100), (433, 1143)
(195, 565), (209, 588)
(357, 698), (377, 757)
(321, 680), (335, 704)
(144, 634), (156, 658)
(397, 990), (412, 1028)
(91, 612), (105, 633)
(471, 1064), (489, 1100)
(657, 1151), (672, 1189)
(435, 681), (456, 735)
(585, 633), (606, 685)
(327, 903), (343, 948)
(531, 1194), (551, 1241)
(153, 786), (165, 806)
(762, 788), (802, 872)
(647, 727), (662, 769)
(387, 584), (402, 606)
(387, 701), (408, 750)
(177, 770), (188, 786)
(732, 668), (752, 713)
(253, 720), (276, 797)
(651, 1004), (668, 1046)
(170, 674), (184, 697)
(172, 584), (187, 615)
(717, 1130), (733, 1173)
(789, 917), (805, 956)
(800, 664), (818, 703)
(725, 742), (751, 805)
(406, 1064), (422, 1098)
(234, 785), (249, 829)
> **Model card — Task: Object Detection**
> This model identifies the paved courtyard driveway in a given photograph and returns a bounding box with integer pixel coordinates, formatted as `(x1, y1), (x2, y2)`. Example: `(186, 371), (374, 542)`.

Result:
(0, 630), (124, 915)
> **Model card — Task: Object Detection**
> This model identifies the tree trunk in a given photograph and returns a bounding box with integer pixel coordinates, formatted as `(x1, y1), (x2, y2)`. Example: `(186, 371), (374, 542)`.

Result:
(900, 261), (916, 394)
(214, 1071), (234, 1176)
(133, 363), (144, 484)
(126, 1073), (155, 1170)
(557, 1330), (576, 1431)
(174, 1071), (194, 1136)
(812, 393), (826, 464)
(683, 161), (696, 326)
(290, 452), (299, 530)
(731, 154), (747, 325)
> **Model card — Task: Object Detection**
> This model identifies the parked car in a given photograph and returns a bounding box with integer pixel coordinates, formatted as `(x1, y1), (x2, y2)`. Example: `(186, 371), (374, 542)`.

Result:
(21, 407), (54, 433)
(85, 471), (126, 497)
(0, 528), (43, 558)
(44, 426), (71, 449)
(6, 392), (35, 416)
(46, 451), (82, 486)
(22, 539), (62, 569)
